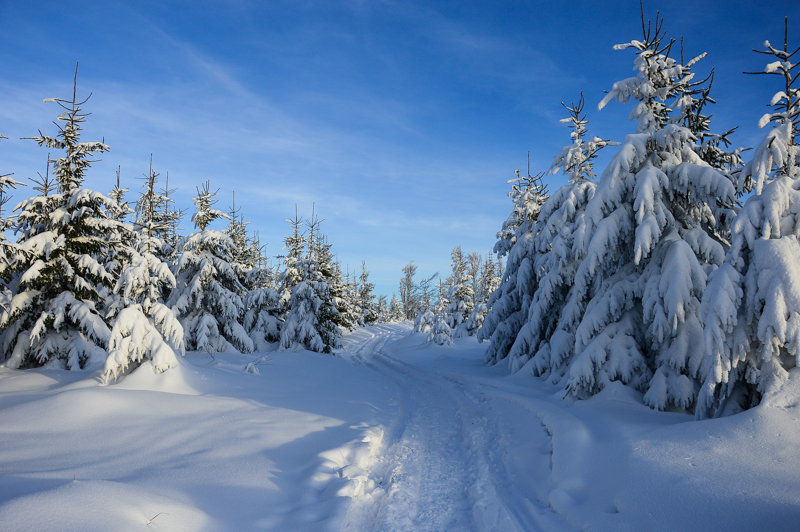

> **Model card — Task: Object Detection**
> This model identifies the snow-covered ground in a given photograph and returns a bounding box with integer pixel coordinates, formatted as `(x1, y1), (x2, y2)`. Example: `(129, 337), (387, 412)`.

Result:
(1, 323), (799, 531)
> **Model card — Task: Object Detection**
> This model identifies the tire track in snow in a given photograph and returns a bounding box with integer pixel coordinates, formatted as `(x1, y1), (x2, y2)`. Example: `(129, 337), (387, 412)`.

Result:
(342, 325), (567, 532)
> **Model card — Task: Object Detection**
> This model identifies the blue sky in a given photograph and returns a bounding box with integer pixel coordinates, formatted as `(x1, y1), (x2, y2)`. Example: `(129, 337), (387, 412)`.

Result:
(1, 0), (797, 298)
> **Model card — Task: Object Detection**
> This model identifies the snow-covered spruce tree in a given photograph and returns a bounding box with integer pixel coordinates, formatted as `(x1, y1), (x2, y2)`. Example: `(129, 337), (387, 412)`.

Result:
(417, 272), (438, 313)
(104, 247), (185, 380)
(376, 295), (389, 322)
(465, 252), (500, 339)
(399, 261), (420, 320)
(414, 271), (439, 333)
(0, 135), (25, 320)
(504, 94), (615, 375)
(478, 252), (501, 305)
(277, 209), (306, 313)
(242, 233), (281, 351)
(446, 246), (476, 337)
(1, 70), (122, 369)
(107, 166), (132, 223)
(312, 229), (355, 333)
(263, 212), (307, 350)
(699, 20), (800, 418)
(158, 172), (184, 262)
(279, 210), (342, 354)
(0, 134), (25, 274)
(224, 192), (262, 287)
(102, 160), (186, 379)
(358, 261), (378, 325)
(388, 293), (404, 322)
(243, 266), (282, 351)
(414, 309), (435, 334)
(340, 268), (364, 328)
(479, 169), (548, 363)
(434, 275), (448, 314)
(133, 159), (174, 260)
(560, 17), (737, 411)
(167, 182), (253, 353)
(427, 312), (453, 346)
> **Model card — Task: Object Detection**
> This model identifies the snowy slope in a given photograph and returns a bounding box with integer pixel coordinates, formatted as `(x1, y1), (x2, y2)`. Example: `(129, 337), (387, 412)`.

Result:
(1, 323), (799, 531)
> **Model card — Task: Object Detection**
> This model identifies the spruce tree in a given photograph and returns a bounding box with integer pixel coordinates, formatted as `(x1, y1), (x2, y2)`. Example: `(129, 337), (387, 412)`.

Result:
(358, 261), (378, 325)
(277, 208), (306, 313)
(699, 19), (800, 418)
(427, 313), (453, 346)
(133, 158), (172, 259)
(399, 261), (419, 320)
(414, 309), (435, 334)
(559, 15), (737, 411)
(1, 67), (125, 370)
(279, 209), (341, 354)
(242, 230), (281, 351)
(0, 135), (25, 316)
(388, 293), (404, 322)
(104, 249), (185, 380)
(159, 173), (184, 262)
(0, 134), (24, 274)
(417, 272), (438, 313)
(446, 246), (475, 337)
(478, 252), (501, 306)
(107, 166), (132, 223)
(167, 182), (253, 353)
(376, 295), (389, 323)
(504, 95), (613, 375)
(479, 169), (548, 363)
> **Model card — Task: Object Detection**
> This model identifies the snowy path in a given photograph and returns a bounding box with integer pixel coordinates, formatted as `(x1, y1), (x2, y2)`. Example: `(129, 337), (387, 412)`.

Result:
(339, 324), (572, 532)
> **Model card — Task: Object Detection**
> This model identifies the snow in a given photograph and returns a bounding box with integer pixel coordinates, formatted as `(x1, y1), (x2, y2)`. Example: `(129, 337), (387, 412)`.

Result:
(0, 324), (798, 530)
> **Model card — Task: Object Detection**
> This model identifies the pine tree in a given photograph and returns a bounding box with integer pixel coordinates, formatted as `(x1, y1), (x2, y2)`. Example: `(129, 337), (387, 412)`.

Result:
(434, 276), (449, 314)
(2, 76), (153, 371)
(242, 228), (281, 351)
(699, 19), (800, 418)
(491, 165), (549, 258)
(466, 251), (498, 339)
(167, 182), (253, 354)
(413, 270), (439, 334)
(243, 264), (282, 351)
(467, 252), (481, 307)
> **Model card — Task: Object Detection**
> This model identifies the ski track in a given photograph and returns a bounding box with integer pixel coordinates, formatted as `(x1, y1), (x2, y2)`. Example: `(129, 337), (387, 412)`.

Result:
(339, 324), (576, 532)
